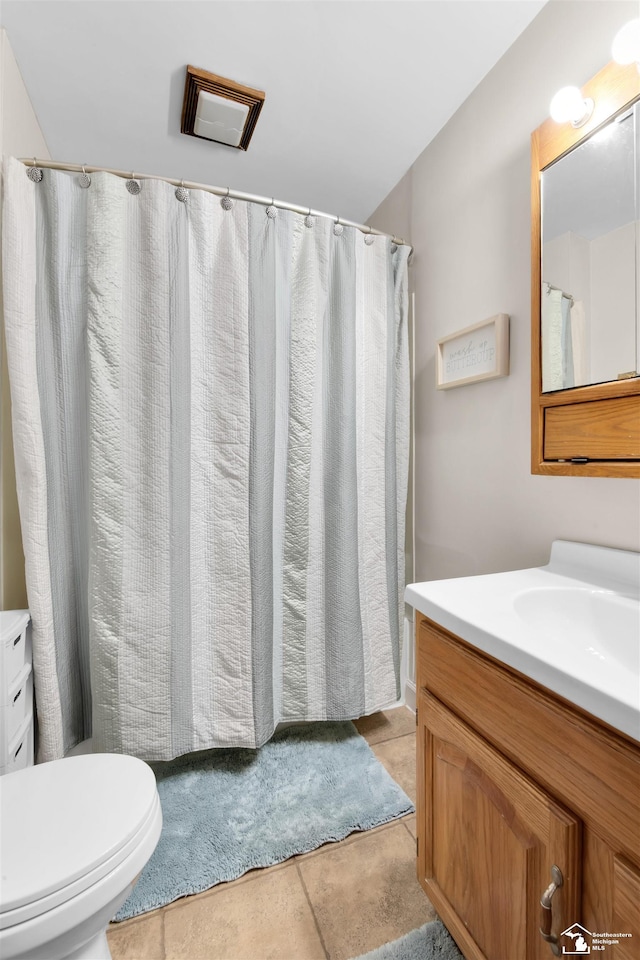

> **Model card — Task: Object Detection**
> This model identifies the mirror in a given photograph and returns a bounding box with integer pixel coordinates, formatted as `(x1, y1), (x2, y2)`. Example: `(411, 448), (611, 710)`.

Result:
(531, 60), (640, 478)
(540, 102), (639, 392)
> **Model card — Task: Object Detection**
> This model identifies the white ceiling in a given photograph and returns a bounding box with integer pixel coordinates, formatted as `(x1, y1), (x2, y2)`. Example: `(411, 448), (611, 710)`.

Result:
(1, 1), (546, 225)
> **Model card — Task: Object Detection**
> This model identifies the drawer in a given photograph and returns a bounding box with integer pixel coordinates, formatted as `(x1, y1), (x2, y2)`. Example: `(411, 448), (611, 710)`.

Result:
(0, 610), (31, 692)
(0, 665), (33, 749)
(1, 714), (34, 776)
(543, 395), (640, 461)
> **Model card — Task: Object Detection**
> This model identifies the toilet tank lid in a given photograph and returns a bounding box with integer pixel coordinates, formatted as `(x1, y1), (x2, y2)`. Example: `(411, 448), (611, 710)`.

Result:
(0, 753), (158, 913)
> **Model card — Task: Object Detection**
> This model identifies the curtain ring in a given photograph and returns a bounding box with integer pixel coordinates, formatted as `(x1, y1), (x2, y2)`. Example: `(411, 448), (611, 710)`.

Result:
(364, 224), (375, 245)
(27, 157), (43, 182)
(333, 215), (344, 237)
(220, 185), (234, 210)
(78, 164), (91, 189)
(266, 197), (277, 219)
(304, 207), (314, 228)
(175, 178), (189, 203)
(126, 171), (141, 195)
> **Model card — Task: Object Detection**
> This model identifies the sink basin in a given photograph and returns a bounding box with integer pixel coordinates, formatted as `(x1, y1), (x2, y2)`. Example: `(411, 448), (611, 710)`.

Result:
(405, 540), (640, 741)
(513, 587), (640, 674)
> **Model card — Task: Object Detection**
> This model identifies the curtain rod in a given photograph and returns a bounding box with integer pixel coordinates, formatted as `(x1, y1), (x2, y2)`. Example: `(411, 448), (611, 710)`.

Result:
(18, 158), (413, 254)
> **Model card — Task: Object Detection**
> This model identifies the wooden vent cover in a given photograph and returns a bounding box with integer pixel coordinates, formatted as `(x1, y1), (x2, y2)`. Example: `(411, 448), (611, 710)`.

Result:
(181, 65), (265, 151)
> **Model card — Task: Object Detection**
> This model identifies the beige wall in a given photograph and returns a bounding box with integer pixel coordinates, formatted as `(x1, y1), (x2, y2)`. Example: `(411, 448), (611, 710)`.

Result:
(0, 29), (50, 609)
(370, 0), (640, 583)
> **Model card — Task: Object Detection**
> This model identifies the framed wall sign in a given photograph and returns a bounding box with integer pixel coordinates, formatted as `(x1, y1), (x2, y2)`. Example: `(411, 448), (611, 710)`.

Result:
(436, 313), (510, 389)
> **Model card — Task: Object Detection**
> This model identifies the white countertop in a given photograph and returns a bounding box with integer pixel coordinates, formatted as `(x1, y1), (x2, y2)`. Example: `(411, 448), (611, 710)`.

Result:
(405, 540), (640, 742)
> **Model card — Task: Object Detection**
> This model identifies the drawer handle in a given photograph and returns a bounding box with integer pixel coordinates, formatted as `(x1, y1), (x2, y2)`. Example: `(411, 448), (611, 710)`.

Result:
(539, 864), (563, 956)
(13, 636), (21, 646)
(14, 741), (23, 760)
(13, 688), (22, 704)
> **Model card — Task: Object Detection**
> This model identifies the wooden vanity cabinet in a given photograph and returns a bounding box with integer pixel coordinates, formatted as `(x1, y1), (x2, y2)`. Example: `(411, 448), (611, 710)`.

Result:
(415, 616), (640, 960)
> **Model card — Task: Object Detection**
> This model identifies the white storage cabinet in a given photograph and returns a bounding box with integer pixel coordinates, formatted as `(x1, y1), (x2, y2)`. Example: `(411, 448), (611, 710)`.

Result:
(0, 611), (33, 775)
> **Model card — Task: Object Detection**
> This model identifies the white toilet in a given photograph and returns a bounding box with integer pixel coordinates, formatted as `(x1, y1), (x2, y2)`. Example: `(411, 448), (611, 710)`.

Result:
(0, 753), (162, 960)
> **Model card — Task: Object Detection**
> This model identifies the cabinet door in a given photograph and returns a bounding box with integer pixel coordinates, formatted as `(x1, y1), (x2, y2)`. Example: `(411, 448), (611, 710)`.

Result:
(417, 690), (581, 960)
(612, 857), (640, 960)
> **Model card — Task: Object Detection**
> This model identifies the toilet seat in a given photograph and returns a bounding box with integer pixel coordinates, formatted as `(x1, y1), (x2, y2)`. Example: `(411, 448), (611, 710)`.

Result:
(0, 753), (160, 928)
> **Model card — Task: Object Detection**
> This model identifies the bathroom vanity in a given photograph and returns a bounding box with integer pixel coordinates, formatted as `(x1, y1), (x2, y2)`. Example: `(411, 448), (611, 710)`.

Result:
(407, 542), (640, 960)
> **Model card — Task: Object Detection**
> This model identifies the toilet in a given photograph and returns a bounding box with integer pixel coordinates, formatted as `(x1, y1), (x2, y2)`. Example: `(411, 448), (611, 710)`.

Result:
(0, 753), (162, 960)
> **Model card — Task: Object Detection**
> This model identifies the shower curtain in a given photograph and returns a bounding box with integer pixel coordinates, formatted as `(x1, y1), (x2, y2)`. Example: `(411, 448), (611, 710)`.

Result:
(2, 157), (410, 762)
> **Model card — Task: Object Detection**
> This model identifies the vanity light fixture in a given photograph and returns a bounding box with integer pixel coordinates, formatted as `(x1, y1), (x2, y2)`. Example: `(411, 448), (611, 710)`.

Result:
(550, 17), (640, 127)
(612, 18), (640, 67)
(549, 86), (594, 127)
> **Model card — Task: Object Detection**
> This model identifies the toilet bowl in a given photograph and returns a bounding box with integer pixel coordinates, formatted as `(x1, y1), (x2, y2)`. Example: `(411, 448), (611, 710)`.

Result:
(0, 753), (162, 960)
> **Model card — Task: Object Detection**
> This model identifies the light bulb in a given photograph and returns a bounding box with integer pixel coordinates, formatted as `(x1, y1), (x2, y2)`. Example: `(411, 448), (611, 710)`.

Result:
(549, 86), (594, 127)
(612, 18), (640, 65)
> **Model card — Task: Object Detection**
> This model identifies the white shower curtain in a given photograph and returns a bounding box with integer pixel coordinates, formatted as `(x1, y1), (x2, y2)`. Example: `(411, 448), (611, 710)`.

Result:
(2, 157), (410, 762)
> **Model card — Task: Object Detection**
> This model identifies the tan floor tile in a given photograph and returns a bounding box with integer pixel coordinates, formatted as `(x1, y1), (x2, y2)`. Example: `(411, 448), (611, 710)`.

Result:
(298, 822), (434, 960)
(353, 707), (415, 746)
(164, 861), (326, 960)
(371, 733), (416, 804)
(107, 912), (164, 960)
(403, 814), (417, 839)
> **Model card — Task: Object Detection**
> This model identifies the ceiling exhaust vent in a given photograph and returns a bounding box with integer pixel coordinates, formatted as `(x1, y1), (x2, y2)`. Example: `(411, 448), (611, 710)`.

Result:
(181, 65), (265, 151)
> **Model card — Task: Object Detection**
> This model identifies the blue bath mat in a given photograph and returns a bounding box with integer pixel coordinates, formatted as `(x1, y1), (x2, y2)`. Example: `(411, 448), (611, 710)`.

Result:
(351, 921), (463, 960)
(116, 720), (414, 920)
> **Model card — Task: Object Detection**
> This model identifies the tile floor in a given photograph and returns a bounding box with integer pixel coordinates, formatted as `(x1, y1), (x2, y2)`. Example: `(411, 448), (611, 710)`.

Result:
(107, 706), (437, 960)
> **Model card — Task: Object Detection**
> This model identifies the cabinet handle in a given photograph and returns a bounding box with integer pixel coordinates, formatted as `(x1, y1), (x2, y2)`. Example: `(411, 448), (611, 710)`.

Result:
(539, 864), (563, 956)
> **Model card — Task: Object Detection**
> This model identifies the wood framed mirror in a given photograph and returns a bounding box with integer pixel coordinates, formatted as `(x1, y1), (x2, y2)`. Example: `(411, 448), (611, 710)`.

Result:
(531, 60), (640, 478)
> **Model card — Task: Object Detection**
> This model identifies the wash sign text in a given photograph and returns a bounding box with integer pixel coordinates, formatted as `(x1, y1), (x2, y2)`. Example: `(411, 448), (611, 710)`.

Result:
(436, 313), (509, 389)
